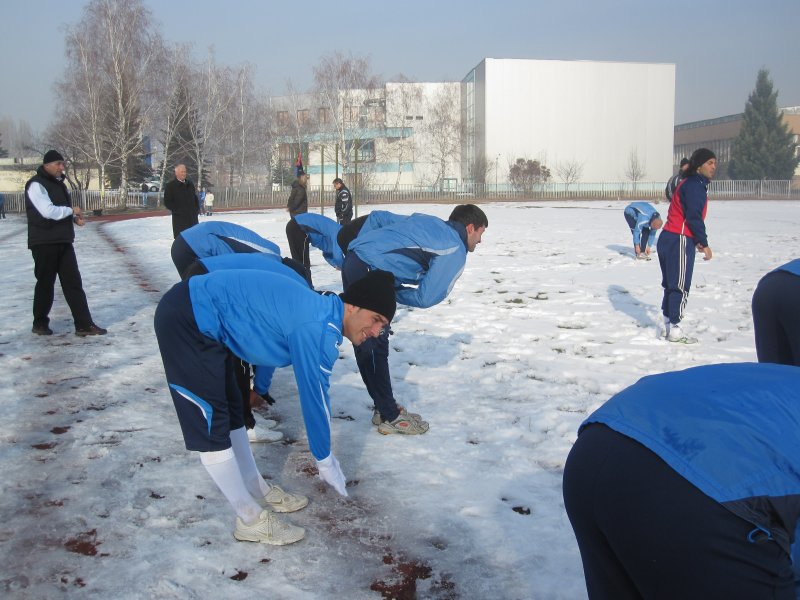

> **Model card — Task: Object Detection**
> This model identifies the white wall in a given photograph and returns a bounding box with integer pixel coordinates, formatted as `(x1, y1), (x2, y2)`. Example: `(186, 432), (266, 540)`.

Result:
(480, 58), (675, 183)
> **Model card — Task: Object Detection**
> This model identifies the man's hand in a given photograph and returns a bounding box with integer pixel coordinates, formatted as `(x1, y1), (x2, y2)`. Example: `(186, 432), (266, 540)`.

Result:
(72, 207), (85, 226)
(249, 390), (265, 409)
(644, 247), (651, 256)
(697, 244), (713, 261)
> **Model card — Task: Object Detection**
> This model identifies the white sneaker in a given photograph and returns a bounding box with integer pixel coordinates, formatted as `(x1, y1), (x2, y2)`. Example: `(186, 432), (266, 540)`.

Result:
(262, 485), (309, 513)
(247, 426), (283, 444)
(261, 419), (278, 430)
(233, 510), (304, 545)
(667, 324), (697, 344)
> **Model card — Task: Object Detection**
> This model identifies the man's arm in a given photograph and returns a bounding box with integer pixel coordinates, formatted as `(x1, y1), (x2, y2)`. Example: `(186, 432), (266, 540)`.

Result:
(395, 250), (465, 308)
(163, 182), (175, 211)
(681, 179), (709, 248)
(27, 182), (75, 221)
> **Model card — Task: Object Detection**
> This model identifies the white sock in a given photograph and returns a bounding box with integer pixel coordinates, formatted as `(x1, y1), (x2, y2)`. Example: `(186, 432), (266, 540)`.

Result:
(229, 427), (271, 501)
(663, 316), (671, 333)
(200, 448), (262, 524)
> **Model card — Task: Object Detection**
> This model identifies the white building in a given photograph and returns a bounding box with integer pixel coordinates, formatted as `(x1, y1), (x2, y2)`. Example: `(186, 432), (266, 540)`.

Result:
(270, 57), (676, 189)
(462, 58), (676, 185)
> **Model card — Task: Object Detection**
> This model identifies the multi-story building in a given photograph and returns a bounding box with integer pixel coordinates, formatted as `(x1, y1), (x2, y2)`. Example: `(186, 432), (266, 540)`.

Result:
(674, 106), (800, 179)
(272, 58), (676, 189)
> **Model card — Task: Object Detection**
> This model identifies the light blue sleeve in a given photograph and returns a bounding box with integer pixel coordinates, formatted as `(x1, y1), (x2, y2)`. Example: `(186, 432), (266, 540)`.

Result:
(631, 222), (642, 246)
(253, 365), (275, 395)
(395, 250), (465, 308)
(286, 322), (339, 461)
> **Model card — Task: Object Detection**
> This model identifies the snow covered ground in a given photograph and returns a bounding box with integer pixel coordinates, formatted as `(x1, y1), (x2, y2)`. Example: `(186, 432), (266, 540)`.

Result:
(0, 200), (797, 599)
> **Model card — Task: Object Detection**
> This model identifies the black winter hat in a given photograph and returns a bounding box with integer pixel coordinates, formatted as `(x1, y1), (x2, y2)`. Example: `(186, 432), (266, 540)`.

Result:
(679, 157), (690, 167)
(43, 150), (65, 164)
(689, 148), (716, 170)
(340, 270), (396, 322)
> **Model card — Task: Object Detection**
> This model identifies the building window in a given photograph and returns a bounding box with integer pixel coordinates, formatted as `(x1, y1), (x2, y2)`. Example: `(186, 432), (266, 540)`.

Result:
(277, 111), (289, 127)
(297, 109), (309, 125)
(346, 139), (375, 162)
(279, 144), (294, 162)
(318, 107), (330, 124)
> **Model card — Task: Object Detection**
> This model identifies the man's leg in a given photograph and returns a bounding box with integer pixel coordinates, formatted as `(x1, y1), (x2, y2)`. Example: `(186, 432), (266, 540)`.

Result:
(170, 235), (199, 279)
(56, 244), (93, 329)
(353, 329), (400, 422)
(31, 245), (59, 330)
(752, 270), (800, 367)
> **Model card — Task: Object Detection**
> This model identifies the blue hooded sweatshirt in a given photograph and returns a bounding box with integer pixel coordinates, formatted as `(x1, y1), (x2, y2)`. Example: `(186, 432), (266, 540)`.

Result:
(180, 221), (281, 258)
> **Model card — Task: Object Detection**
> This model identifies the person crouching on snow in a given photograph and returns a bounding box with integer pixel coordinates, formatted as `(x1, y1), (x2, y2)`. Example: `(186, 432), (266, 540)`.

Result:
(623, 201), (662, 260)
(153, 269), (396, 545)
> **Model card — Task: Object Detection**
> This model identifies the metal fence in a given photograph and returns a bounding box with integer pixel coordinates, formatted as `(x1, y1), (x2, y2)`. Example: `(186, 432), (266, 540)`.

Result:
(1, 180), (797, 214)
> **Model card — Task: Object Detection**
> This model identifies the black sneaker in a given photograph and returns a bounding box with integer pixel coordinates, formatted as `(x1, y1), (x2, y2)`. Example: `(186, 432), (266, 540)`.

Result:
(32, 324), (53, 335)
(75, 323), (107, 337)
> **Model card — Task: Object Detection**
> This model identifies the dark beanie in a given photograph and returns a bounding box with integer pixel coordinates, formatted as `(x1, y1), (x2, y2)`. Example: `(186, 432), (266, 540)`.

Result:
(340, 270), (396, 322)
(689, 148), (716, 170)
(679, 157), (690, 167)
(43, 150), (65, 164)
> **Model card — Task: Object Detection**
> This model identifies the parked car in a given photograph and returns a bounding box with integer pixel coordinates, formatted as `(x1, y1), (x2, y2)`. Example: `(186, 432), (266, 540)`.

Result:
(143, 177), (160, 192)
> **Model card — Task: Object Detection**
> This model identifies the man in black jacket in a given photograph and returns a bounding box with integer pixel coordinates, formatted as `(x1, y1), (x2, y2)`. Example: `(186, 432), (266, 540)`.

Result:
(285, 170), (311, 277)
(24, 150), (106, 336)
(163, 164), (199, 238)
(333, 178), (352, 225)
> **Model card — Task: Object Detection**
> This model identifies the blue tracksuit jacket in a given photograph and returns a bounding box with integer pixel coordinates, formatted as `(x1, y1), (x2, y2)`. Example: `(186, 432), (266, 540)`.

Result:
(347, 212), (469, 308)
(624, 202), (660, 247)
(581, 362), (800, 578)
(294, 213), (345, 269)
(776, 258), (800, 277)
(180, 221), (280, 258)
(189, 270), (342, 461)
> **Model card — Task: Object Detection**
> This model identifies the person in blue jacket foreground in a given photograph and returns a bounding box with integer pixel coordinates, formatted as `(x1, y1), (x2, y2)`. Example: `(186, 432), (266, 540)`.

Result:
(154, 269), (396, 545)
(623, 201), (662, 260)
(752, 258), (800, 367)
(186, 252), (313, 444)
(343, 204), (488, 434)
(563, 362), (800, 599)
(170, 220), (281, 279)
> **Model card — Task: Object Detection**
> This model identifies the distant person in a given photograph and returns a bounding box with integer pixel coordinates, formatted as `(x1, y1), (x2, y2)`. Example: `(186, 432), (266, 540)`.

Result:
(343, 205), (488, 434)
(563, 362), (800, 600)
(197, 186), (206, 216)
(0, 191), (6, 218)
(163, 164), (199, 239)
(333, 177), (353, 225)
(623, 202), (662, 259)
(752, 258), (800, 366)
(285, 169), (311, 277)
(656, 148), (715, 344)
(664, 156), (690, 201)
(24, 150), (106, 336)
(204, 189), (214, 216)
(153, 269), (396, 544)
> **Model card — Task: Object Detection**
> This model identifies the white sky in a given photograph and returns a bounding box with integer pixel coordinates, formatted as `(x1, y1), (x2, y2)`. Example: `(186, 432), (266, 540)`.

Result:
(0, 200), (797, 597)
(1, 0), (799, 133)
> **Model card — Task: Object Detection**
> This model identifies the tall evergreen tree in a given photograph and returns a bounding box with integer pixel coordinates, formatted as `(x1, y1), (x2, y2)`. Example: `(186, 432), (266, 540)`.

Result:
(728, 69), (799, 180)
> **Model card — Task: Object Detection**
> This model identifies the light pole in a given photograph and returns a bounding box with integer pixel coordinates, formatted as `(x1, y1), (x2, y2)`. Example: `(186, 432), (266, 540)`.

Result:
(495, 154), (500, 195)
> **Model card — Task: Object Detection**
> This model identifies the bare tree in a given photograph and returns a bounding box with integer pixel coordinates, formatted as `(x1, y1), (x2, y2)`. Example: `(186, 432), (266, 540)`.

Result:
(624, 148), (646, 190)
(555, 159), (584, 192)
(421, 84), (461, 189)
(313, 52), (383, 177)
(57, 0), (162, 201)
(384, 79), (422, 189)
(508, 158), (551, 193)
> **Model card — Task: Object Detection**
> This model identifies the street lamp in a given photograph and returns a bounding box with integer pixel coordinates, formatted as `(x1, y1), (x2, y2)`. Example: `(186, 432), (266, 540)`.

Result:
(495, 154), (500, 195)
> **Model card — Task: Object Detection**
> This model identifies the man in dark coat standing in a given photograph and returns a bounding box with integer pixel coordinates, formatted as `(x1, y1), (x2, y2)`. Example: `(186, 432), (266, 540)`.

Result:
(333, 177), (352, 225)
(163, 163), (199, 238)
(24, 150), (106, 336)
